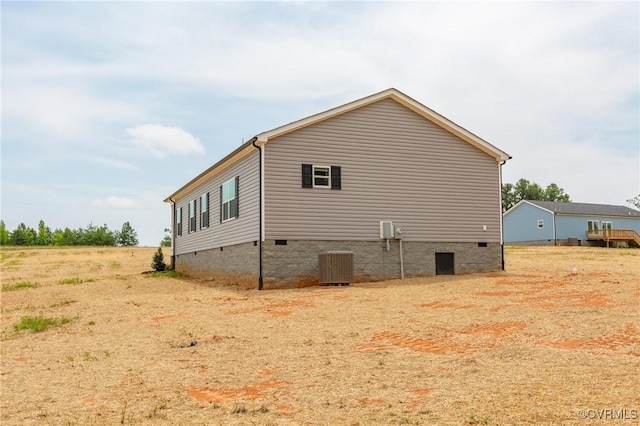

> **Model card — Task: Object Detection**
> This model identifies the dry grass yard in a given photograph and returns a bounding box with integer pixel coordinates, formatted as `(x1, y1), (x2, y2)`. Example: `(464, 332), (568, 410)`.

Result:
(1, 245), (638, 425)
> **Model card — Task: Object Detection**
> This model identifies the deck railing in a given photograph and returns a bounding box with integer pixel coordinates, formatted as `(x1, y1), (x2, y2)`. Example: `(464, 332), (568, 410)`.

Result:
(586, 229), (640, 246)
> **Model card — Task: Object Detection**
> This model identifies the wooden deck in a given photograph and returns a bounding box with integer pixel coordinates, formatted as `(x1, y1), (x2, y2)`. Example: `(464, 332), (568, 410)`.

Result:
(586, 229), (640, 247)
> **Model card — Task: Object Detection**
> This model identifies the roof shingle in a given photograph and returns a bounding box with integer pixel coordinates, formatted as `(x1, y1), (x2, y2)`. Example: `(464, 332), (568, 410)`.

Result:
(525, 200), (640, 217)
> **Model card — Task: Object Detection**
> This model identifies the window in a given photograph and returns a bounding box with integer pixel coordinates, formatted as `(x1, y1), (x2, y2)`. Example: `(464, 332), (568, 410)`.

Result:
(200, 193), (209, 228)
(188, 199), (197, 233)
(221, 176), (239, 222)
(301, 164), (341, 189)
(537, 219), (544, 228)
(313, 165), (330, 187)
(587, 220), (599, 232)
(601, 221), (612, 229)
(176, 207), (183, 236)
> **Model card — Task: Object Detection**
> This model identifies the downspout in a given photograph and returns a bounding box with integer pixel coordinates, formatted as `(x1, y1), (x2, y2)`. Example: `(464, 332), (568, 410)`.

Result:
(251, 137), (264, 290)
(169, 197), (176, 270)
(553, 211), (557, 246)
(399, 238), (404, 279)
(499, 160), (506, 270)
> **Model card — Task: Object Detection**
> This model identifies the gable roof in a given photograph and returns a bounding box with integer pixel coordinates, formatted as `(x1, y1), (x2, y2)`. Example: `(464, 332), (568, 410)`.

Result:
(165, 88), (510, 202)
(510, 200), (640, 217)
(256, 88), (511, 162)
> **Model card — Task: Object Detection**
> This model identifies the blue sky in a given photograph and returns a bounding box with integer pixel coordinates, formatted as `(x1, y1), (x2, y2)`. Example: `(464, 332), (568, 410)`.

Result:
(2, 1), (638, 246)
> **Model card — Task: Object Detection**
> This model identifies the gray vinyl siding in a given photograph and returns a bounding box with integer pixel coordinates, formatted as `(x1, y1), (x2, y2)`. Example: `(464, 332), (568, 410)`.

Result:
(264, 98), (501, 242)
(174, 151), (259, 255)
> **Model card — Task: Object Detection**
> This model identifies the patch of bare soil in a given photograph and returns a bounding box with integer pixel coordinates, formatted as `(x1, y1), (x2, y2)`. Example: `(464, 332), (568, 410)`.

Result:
(185, 381), (291, 403)
(225, 298), (315, 317)
(1, 245), (639, 425)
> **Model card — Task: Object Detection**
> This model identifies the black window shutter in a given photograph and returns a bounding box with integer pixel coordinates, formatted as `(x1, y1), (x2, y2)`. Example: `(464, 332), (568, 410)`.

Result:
(193, 199), (197, 232)
(302, 164), (313, 188)
(331, 166), (341, 189)
(205, 193), (210, 227)
(219, 185), (223, 223)
(235, 176), (240, 218)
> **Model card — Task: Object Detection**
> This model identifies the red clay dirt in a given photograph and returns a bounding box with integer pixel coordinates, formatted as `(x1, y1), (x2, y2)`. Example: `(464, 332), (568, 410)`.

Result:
(225, 299), (314, 316)
(417, 301), (475, 309)
(540, 324), (640, 353)
(184, 381), (291, 403)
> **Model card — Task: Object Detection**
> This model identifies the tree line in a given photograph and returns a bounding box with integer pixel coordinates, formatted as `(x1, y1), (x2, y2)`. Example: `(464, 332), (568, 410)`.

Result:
(2, 182), (634, 246)
(0, 220), (138, 247)
(502, 179), (570, 212)
(502, 179), (640, 213)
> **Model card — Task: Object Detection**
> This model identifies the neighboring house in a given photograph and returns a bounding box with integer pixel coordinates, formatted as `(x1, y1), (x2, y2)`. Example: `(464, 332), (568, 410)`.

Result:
(164, 88), (511, 289)
(503, 200), (640, 246)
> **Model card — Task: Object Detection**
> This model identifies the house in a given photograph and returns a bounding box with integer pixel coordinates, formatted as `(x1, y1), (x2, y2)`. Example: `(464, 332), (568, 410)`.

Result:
(164, 88), (511, 289)
(503, 200), (640, 247)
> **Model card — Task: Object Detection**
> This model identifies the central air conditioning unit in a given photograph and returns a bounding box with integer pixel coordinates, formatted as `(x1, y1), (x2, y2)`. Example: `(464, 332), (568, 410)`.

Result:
(318, 251), (354, 285)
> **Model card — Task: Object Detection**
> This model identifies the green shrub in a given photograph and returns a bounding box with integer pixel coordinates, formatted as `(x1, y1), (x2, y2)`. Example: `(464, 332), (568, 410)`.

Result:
(151, 247), (167, 272)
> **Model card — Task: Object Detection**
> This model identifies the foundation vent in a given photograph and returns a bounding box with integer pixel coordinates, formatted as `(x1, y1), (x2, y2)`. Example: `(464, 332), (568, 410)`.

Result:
(318, 251), (353, 285)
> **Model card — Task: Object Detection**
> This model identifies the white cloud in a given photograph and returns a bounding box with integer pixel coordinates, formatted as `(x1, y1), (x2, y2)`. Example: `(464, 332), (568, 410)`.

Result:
(87, 157), (142, 173)
(93, 196), (138, 209)
(127, 124), (204, 158)
(2, 81), (142, 142)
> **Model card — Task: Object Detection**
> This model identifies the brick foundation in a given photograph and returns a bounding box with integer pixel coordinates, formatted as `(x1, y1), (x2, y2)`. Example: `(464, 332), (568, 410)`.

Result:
(175, 239), (502, 289)
(262, 240), (502, 289)
(175, 241), (259, 288)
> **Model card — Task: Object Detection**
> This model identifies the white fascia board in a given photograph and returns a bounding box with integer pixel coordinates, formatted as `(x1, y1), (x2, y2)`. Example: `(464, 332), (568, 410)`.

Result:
(164, 143), (255, 203)
(255, 89), (394, 144)
(503, 199), (555, 217)
(522, 200), (556, 215)
(387, 91), (511, 162)
(554, 212), (640, 218)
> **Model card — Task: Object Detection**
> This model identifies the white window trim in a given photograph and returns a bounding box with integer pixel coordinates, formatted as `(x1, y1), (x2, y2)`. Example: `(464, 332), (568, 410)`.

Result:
(201, 194), (208, 213)
(176, 206), (183, 236)
(188, 200), (196, 233)
(312, 165), (331, 188)
(221, 178), (237, 223)
(221, 210), (236, 222)
(201, 193), (209, 228)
